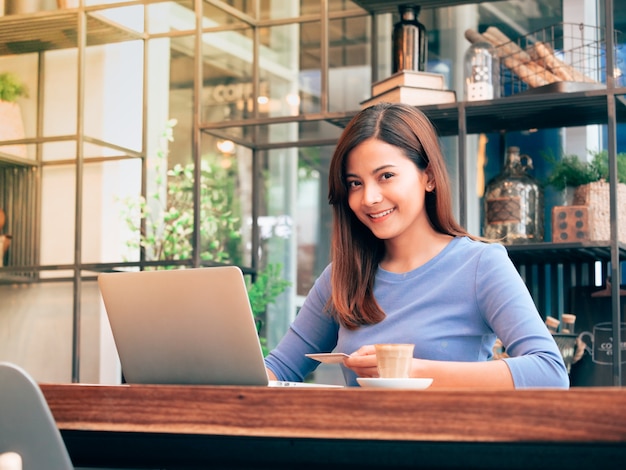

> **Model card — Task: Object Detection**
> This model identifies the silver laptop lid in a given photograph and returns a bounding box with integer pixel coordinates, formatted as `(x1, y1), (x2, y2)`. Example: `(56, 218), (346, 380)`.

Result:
(98, 266), (270, 386)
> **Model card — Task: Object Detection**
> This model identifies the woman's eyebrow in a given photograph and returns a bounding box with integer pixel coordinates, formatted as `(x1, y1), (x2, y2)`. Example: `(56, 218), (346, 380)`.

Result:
(345, 164), (397, 179)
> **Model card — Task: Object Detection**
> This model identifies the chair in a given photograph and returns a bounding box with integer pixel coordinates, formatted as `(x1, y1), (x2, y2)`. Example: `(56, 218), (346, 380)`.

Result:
(0, 362), (74, 470)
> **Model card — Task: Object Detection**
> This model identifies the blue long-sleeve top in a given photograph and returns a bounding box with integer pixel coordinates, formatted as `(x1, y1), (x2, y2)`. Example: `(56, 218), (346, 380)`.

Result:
(265, 236), (569, 389)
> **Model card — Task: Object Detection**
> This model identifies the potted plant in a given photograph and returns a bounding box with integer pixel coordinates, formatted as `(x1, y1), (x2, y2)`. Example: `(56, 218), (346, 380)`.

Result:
(545, 151), (626, 190)
(546, 150), (626, 243)
(0, 72), (28, 158)
(119, 120), (290, 353)
(0, 72), (28, 102)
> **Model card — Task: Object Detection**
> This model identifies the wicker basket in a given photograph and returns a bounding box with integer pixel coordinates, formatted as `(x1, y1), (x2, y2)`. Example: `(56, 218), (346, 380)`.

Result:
(572, 180), (626, 243)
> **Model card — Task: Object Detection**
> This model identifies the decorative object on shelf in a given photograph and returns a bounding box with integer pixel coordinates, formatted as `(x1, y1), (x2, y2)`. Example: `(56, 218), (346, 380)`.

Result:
(545, 316), (560, 333)
(552, 333), (579, 374)
(371, 70), (445, 97)
(364, 69), (453, 109)
(561, 313), (576, 334)
(552, 205), (589, 243)
(0, 208), (11, 268)
(483, 146), (544, 244)
(546, 150), (626, 243)
(578, 322), (626, 367)
(360, 84), (455, 108)
(570, 181), (626, 243)
(569, 285), (626, 386)
(463, 37), (499, 101)
(0, 72), (28, 158)
(545, 150), (626, 190)
(4, 0), (56, 14)
(392, 4), (427, 73)
(465, 23), (603, 96)
(57, 0), (79, 8)
(546, 313), (580, 374)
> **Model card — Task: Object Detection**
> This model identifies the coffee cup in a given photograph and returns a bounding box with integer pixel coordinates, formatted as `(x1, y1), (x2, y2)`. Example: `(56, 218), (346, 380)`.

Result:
(375, 343), (414, 378)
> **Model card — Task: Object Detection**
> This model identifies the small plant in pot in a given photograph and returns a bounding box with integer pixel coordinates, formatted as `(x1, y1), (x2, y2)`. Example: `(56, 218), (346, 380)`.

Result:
(0, 72), (28, 158)
(0, 72), (28, 103)
(119, 120), (290, 354)
(545, 150), (626, 243)
(545, 150), (626, 199)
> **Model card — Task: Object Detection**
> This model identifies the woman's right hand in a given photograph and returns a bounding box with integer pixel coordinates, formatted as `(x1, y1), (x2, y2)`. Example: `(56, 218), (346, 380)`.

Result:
(343, 345), (379, 378)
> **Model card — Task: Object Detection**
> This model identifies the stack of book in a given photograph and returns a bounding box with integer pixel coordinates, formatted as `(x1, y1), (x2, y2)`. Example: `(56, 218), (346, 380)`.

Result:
(360, 70), (456, 109)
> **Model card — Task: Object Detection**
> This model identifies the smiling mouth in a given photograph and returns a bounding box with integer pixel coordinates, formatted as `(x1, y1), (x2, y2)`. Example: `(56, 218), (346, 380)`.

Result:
(369, 208), (394, 219)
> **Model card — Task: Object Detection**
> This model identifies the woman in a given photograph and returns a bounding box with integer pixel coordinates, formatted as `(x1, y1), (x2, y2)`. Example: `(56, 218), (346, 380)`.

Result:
(264, 102), (568, 389)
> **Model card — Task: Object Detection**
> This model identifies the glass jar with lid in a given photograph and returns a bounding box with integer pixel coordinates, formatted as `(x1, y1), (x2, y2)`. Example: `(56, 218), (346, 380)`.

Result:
(464, 40), (500, 101)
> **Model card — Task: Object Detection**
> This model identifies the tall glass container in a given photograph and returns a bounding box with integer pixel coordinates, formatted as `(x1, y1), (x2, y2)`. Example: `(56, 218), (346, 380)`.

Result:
(483, 146), (544, 243)
(392, 4), (427, 73)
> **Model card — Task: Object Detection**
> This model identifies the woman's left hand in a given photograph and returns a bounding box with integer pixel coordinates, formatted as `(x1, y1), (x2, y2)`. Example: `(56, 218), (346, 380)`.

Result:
(344, 344), (379, 378)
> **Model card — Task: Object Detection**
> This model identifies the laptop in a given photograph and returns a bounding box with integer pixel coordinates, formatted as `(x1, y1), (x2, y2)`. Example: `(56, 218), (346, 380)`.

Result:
(98, 266), (341, 387)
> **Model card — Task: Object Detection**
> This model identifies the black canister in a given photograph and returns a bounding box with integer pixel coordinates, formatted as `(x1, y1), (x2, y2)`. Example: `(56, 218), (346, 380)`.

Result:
(392, 4), (427, 73)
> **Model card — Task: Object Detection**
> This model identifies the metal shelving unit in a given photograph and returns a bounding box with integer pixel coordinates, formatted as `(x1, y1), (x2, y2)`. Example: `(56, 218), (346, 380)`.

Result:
(0, 5), (147, 382)
(340, 0), (625, 385)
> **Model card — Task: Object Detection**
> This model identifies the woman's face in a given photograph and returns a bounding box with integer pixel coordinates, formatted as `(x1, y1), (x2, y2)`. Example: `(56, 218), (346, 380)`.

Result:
(345, 138), (432, 243)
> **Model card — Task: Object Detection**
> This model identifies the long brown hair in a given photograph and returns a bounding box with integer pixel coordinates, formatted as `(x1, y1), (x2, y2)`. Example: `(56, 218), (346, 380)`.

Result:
(327, 103), (473, 329)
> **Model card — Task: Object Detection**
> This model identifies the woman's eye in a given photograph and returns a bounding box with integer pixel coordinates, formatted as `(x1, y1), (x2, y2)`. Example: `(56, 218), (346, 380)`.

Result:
(347, 180), (361, 189)
(380, 172), (394, 181)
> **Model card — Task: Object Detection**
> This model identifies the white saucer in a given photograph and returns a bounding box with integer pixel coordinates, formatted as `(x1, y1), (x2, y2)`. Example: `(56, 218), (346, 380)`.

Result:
(356, 377), (433, 390)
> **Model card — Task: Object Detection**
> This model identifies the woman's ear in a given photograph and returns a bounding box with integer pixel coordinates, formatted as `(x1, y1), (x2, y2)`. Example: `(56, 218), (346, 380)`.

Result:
(425, 170), (436, 192)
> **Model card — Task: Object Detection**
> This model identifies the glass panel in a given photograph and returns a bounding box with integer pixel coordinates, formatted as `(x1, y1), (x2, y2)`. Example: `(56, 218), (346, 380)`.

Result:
(91, 4), (145, 34)
(210, 0), (257, 19)
(328, 15), (370, 111)
(295, 145), (333, 296)
(298, 21), (321, 114)
(261, 143), (333, 348)
(259, 22), (316, 117)
(79, 277), (121, 384)
(40, 164), (76, 271)
(148, 1), (195, 35)
(84, 41), (144, 153)
(259, 0), (308, 20)
(121, 119), (193, 265)
(150, 34), (194, 170)
(260, 147), (295, 349)
(82, 158), (142, 264)
(40, 42), (142, 157)
(202, 1), (250, 28)
(199, 133), (253, 267)
(42, 49), (78, 140)
(329, 0), (362, 13)
(0, 279), (74, 383)
(200, 27), (254, 123)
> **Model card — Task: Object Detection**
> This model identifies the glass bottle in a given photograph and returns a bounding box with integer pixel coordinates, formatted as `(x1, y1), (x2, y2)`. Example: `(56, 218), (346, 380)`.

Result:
(392, 4), (427, 73)
(464, 40), (500, 101)
(483, 146), (544, 244)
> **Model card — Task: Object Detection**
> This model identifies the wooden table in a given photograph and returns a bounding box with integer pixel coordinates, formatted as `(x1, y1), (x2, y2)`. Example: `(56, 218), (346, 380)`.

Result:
(41, 384), (626, 469)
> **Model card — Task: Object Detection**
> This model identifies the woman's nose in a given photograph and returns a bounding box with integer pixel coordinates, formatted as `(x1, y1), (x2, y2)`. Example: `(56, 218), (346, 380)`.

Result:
(362, 184), (383, 205)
